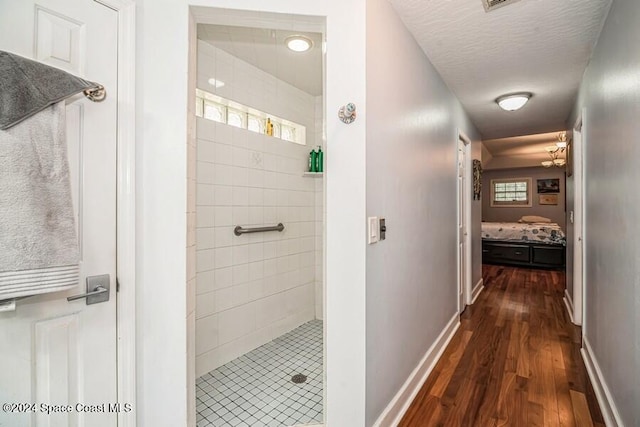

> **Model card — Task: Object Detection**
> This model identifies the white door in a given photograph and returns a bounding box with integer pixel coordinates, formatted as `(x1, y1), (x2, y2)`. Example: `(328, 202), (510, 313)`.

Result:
(0, 1), (119, 426)
(457, 139), (467, 313)
(573, 119), (585, 326)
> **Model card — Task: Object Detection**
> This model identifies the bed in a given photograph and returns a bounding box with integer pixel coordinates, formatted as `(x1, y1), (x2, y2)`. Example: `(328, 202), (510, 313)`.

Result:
(481, 222), (566, 269)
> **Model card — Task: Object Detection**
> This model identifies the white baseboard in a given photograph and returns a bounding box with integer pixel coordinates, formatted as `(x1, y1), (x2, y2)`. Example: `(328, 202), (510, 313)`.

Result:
(471, 278), (484, 304)
(563, 290), (575, 324)
(581, 338), (624, 427)
(372, 313), (460, 427)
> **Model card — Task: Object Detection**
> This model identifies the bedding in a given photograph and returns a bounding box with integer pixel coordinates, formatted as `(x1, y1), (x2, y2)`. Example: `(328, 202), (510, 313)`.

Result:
(518, 215), (551, 223)
(481, 222), (566, 246)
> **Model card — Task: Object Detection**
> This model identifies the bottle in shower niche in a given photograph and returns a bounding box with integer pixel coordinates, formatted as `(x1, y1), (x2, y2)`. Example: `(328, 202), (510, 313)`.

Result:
(309, 149), (317, 172)
(265, 118), (274, 136)
(316, 146), (323, 172)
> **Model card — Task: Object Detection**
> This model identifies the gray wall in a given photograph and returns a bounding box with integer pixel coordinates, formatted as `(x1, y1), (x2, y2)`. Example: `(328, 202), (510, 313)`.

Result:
(482, 167), (566, 229)
(568, 0), (640, 424)
(365, 0), (482, 423)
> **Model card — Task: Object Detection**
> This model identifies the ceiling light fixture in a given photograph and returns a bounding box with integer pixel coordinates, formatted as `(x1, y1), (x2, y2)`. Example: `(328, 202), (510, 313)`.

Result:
(285, 35), (313, 52)
(496, 93), (532, 111)
(208, 78), (225, 88)
(541, 132), (568, 168)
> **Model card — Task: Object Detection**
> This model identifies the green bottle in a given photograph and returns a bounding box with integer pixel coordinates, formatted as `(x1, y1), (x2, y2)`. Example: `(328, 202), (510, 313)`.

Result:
(309, 149), (317, 172)
(316, 146), (323, 172)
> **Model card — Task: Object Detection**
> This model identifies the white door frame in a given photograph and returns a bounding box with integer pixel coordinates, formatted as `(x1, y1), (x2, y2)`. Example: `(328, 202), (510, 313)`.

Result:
(96, 0), (137, 424)
(572, 110), (586, 330)
(457, 130), (472, 312)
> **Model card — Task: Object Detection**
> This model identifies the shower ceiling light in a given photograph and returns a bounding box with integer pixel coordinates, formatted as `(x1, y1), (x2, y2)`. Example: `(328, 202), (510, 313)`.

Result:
(496, 93), (531, 111)
(285, 35), (313, 52)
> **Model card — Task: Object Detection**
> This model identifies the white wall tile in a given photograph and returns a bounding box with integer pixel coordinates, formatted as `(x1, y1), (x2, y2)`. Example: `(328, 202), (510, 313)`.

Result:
(196, 292), (217, 319)
(214, 247), (232, 269)
(214, 226), (233, 248)
(214, 287), (234, 312)
(213, 207), (232, 227)
(232, 207), (249, 226)
(248, 188), (264, 206)
(196, 249), (215, 272)
(214, 185), (233, 206)
(232, 166), (249, 187)
(195, 314), (218, 355)
(214, 143), (233, 165)
(218, 303), (256, 345)
(232, 245), (249, 265)
(213, 164), (233, 186)
(197, 184), (215, 206)
(248, 207), (263, 225)
(232, 187), (249, 206)
(232, 264), (248, 286)
(248, 261), (264, 281)
(214, 267), (233, 290)
(196, 270), (215, 295)
(232, 283), (251, 306)
(196, 42), (324, 374)
(197, 228), (215, 250)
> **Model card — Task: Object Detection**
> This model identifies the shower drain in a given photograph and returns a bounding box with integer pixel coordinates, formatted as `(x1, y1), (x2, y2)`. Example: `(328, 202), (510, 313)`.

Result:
(291, 374), (307, 384)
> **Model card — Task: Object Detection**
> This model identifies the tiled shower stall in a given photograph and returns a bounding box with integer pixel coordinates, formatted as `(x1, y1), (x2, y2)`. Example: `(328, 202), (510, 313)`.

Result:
(194, 37), (324, 426)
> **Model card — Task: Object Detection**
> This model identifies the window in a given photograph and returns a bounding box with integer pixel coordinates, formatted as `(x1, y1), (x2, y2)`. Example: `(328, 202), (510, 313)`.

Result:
(203, 100), (225, 123)
(490, 177), (532, 207)
(247, 114), (264, 134)
(194, 88), (306, 145)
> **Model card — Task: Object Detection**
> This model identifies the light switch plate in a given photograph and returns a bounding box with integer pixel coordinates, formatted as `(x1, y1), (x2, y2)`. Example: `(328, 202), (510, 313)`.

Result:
(368, 217), (379, 244)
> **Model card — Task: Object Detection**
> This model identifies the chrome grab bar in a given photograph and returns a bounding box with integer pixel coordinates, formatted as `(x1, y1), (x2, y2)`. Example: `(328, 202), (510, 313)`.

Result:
(234, 223), (284, 236)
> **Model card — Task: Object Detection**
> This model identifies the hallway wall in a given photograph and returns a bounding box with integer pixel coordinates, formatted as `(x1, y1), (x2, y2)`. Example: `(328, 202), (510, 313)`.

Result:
(569, 0), (640, 424)
(365, 0), (482, 423)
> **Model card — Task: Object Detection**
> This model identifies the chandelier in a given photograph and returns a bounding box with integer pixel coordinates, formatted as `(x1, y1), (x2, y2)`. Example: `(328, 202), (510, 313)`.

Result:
(541, 132), (567, 168)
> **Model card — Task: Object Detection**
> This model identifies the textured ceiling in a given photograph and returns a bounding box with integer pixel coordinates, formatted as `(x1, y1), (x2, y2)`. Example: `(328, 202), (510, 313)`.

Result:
(198, 25), (323, 96)
(388, 0), (612, 139)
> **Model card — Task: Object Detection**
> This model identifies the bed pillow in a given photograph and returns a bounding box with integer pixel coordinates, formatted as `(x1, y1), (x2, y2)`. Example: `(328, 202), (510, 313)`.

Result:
(518, 215), (552, 223)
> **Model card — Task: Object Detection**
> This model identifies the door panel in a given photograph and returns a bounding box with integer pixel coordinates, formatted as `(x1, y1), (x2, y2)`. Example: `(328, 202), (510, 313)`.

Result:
(0, 1), (118, 426)
(458, 141), (466, 312)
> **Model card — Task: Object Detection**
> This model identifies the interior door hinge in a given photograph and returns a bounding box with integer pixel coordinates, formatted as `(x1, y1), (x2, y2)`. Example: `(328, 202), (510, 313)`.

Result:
(116, 277), (120, 292)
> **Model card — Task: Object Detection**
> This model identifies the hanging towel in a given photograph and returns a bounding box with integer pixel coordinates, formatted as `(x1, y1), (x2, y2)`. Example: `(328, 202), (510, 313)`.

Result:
(0, 102), (79, 300)
(0, 50), (99, 130)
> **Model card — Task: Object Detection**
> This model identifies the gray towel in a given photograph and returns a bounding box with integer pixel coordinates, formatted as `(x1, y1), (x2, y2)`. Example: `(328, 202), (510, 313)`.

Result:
(0, 102), (79, 300)
(0, 50), (98, 130)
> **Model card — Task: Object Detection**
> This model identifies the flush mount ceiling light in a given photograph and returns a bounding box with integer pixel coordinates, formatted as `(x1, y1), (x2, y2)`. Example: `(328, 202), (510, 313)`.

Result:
(208, 78), (225, 88)
(496, 93), (532, 111)
(285, 35), (313, 52)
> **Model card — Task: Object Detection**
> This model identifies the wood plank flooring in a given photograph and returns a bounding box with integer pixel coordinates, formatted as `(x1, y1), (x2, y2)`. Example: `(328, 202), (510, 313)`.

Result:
(399, 265), (605, 427)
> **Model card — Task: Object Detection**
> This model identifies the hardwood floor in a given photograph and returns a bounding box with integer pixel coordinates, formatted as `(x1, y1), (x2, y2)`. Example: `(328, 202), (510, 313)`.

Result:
(399, 264), (605, 427)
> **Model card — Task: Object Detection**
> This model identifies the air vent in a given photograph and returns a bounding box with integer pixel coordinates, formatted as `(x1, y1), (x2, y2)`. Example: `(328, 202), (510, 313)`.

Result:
(482, 0), (521, 12)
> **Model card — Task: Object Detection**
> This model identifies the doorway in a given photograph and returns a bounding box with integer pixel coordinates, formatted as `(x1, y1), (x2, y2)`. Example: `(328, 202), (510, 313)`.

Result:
(569, 111), (586, 327)
(457, 131), (472, 313)
(189, 10), (326, 427)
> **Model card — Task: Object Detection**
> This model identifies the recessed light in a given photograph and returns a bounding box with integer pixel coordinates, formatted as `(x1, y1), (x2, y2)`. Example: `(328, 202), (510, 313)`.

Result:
(285, 35), (313, 52)
(496, 93), (531, 111)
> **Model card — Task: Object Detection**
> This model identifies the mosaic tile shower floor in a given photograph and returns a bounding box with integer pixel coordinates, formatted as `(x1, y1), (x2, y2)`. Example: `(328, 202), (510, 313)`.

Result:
(196, 320), (323, 427)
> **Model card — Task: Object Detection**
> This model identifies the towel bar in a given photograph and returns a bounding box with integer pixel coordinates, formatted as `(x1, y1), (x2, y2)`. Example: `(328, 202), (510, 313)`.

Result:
(234, 223), (284, 236)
